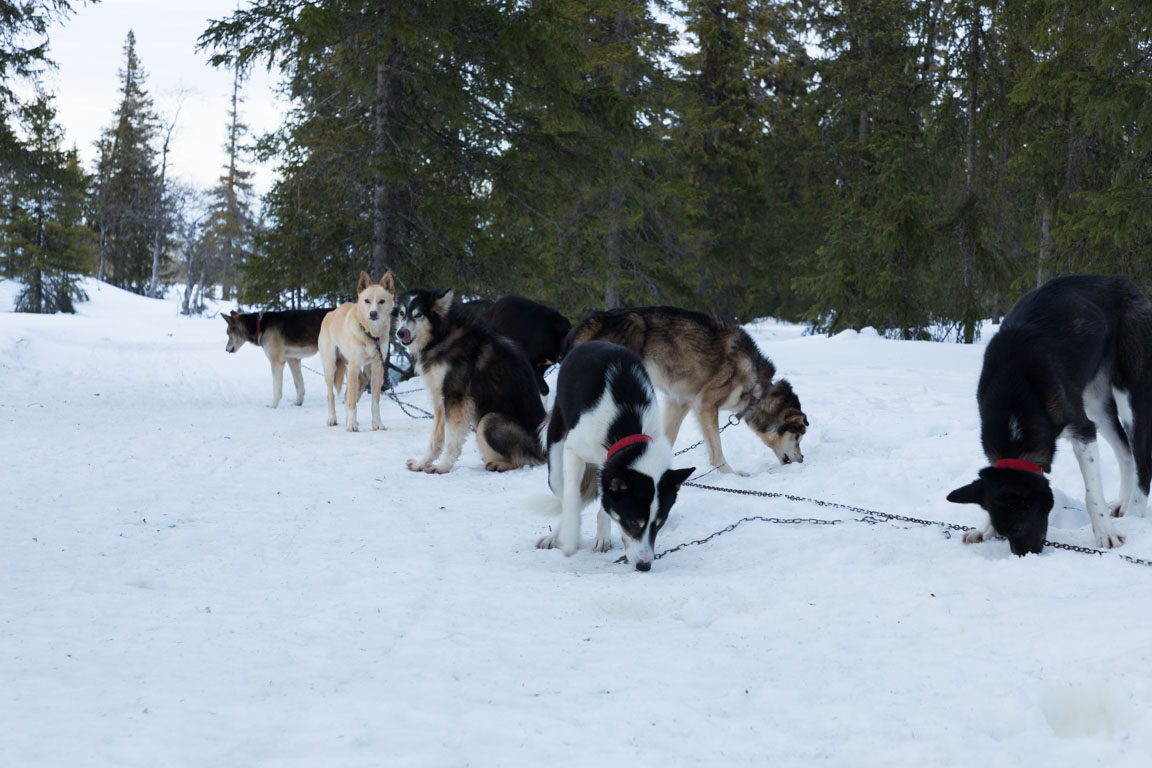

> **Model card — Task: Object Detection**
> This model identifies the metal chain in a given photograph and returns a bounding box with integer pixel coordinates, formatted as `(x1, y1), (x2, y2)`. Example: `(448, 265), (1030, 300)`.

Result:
(674, 413), (741, 457)
(620, 481), (1152, 568)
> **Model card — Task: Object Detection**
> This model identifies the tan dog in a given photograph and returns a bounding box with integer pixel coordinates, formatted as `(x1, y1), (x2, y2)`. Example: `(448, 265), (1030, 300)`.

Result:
(317, 271), (396, 431)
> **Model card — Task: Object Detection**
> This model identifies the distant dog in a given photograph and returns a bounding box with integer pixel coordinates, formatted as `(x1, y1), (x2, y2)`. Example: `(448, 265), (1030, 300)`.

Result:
(317, 271), (396, 431)
(393, 288), (546, 473)
(947, 274), (1152, 554)
(224, 307), (333, 407)
(465, 295), (571, 395)
(567, 306), (808, 474)
(536, 341), (694, 571)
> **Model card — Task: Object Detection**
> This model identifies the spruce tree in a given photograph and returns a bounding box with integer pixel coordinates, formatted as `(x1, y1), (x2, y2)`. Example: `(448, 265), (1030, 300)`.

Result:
(201, 64), (255, 302)
(0, 89), (95, 312)
(93, 30), (162, 294)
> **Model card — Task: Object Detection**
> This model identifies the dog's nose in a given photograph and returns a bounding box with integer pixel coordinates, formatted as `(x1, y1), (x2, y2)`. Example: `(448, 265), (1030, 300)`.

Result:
(635, 560), (651, 572)
(369, 311), (378, 320)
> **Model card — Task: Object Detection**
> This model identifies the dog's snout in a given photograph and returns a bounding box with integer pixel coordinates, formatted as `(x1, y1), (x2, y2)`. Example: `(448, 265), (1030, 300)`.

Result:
(369, 311), (378, 320)
(782, 456), (792, 465)
(635, 560), (652, 572)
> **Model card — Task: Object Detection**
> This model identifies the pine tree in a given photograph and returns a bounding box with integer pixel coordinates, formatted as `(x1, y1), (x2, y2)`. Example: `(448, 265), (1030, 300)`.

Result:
(0, 89), (95, 312)
(201, 64), (255, 301)
(93, 30), (162, 294)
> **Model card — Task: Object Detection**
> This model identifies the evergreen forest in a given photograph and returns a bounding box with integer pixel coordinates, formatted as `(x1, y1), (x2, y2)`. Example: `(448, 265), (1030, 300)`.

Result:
(2, 0), (1151, 342)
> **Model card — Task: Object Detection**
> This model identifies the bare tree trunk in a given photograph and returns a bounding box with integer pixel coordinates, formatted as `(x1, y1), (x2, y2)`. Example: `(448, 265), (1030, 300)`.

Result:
(1038, 199), (1053, 287)
(149, 123), (173, 298)
(371, 49), (404, 282)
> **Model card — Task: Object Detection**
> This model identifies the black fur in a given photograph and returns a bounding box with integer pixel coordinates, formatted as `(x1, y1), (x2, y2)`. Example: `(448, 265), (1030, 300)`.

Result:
(948, 274), (1152, 554)
(395, 289), (546, 469)
(229, 308), (333, 348)
(464, 295), (571, 395)
(546, 341), (694, 569)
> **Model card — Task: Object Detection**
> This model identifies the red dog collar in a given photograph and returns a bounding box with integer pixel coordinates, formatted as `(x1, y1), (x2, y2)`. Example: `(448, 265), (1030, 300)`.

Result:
(606, 434), (654, 461)
(995, 458), (1046, 474)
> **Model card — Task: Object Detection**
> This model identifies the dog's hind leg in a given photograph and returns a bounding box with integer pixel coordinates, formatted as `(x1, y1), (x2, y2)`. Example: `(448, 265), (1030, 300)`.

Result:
(287, 358), (305, 406)
(477, 414), (544, 471)
(1122, 389), (1151, 518)
(1071, 437), (1125, 548)
(322, 351), (341, 427)
(1095, 395), (1136, 516)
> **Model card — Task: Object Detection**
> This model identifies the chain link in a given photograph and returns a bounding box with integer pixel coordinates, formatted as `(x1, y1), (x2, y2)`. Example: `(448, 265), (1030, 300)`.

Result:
(615, 481), (1152, 568)
(674, 413), (741, 457)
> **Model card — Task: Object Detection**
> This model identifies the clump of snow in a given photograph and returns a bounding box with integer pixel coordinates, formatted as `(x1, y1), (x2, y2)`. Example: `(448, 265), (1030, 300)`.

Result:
(3, 279), (1152, 765)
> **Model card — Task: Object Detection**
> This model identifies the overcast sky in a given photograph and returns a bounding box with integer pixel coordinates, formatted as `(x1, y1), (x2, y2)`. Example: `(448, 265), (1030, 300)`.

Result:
(39, 0), (286, 197)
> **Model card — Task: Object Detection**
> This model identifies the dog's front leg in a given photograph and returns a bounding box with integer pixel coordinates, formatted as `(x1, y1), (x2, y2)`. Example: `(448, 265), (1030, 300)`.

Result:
(427, 405), (469, 473)
(697, 405), (747, 476)
(343, 358), (363, 432)
(269, 359), (284, 408)
(593, 505), (614, 552)
(962, 514), (997, 545)
(407, 407), (444, 471)
(537, 449), (586, 555)
(1072, 438), (1125, 548)
(369, 359), (386, 430)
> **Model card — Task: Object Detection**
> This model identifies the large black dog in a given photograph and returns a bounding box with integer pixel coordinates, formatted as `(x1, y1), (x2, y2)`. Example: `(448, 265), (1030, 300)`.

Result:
(463, 295), (571, 395)
(948, 275), (1152, 554)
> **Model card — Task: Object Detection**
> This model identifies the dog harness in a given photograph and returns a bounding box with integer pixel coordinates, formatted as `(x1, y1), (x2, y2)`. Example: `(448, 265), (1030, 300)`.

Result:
(994, 458), (1046, 474)
(606, 434), (654, 461)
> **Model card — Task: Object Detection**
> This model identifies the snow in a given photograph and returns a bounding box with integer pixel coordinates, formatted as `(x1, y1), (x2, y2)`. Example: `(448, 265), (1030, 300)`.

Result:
(3, 278), (1152, 766)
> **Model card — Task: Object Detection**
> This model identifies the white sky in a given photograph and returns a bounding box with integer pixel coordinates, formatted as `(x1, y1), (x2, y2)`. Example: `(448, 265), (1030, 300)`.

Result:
(38, 0), (287, 198)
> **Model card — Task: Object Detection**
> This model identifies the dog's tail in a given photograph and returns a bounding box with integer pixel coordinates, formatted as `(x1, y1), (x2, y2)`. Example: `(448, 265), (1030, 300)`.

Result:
(524, 493), (562, 516)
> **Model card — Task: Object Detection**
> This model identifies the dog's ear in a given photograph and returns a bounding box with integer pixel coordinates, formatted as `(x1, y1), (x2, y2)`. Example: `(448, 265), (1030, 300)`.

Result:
(665, 467), (694, 489)
(781, 408), (808, 429)
(947, 479), (984, 505)
(608, 476), (629, 495)
(357, 271), (372, 293)
(434, 290), (455, 316)
(380, 270), (395, 294)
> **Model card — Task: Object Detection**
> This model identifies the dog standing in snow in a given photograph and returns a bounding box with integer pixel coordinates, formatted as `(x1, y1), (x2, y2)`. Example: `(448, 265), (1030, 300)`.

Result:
(317, 271), (396, 432)
(537, 340), (694, 571)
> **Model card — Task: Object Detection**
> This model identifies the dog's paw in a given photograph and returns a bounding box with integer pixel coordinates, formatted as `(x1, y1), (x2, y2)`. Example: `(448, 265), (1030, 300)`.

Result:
(326, 416), (338, 427)
(426, 463), (453, 474)
(537, 532), (559, 550)
(593, 535), (613, 553)
(406, 458), (426, 472)
(373, 422), (386, 431)
(346, 423), (359, 433)
(716, 463), (749, 477)
(1095, 528), (1125, 549)
(963, 528), (992, 545)
(485, 461), (514, 472)
(294, 397), (304, 407)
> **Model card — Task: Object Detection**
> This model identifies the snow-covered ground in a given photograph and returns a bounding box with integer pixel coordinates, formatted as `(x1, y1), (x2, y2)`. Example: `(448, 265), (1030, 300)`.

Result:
(3, 279), (1151, 767)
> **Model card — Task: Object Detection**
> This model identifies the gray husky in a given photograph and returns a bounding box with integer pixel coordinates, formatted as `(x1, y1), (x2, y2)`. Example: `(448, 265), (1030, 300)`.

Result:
(567, 306), (808, 475)
(224, 307), (333, 407)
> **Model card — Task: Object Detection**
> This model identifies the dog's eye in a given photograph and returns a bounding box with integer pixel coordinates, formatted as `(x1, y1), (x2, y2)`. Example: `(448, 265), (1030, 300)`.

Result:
(413, 311), (423, 319)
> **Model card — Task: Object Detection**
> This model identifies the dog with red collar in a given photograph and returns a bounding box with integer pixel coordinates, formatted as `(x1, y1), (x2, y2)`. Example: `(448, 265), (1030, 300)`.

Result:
(536, 340), (694, 571)
(947, 275), (1151, 554)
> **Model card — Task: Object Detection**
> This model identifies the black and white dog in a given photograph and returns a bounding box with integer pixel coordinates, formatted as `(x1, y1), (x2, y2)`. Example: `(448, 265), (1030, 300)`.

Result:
(536, 341), (694, 571)
(948, 274), (1152, 554)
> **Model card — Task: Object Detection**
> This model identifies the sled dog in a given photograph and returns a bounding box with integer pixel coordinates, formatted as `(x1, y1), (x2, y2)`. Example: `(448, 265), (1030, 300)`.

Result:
(536, 341), (694, 571)
(464, 295), (572, 395)
(947, 274), (1152, 554)
(393, 288), (546, 473)
(224, 307), (333, 408)
(317, 271), (396, 431)
(567, 306), (808, 474)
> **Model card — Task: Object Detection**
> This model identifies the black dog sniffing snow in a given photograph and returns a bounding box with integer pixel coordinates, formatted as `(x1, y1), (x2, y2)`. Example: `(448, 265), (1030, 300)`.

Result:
(948, 274), (1152, 554)
(537, 341), (694, 571)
